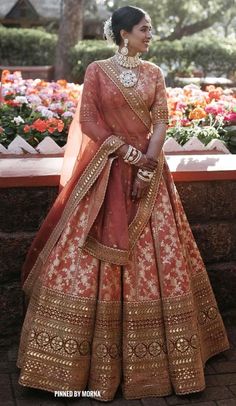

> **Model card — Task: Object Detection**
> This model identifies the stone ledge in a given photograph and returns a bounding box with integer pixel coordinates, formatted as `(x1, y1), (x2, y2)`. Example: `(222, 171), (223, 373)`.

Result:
(0, 154), (235, 187)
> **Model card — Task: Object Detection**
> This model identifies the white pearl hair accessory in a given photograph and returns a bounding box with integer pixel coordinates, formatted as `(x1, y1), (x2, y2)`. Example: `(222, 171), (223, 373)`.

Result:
(103, 17), (115, 44)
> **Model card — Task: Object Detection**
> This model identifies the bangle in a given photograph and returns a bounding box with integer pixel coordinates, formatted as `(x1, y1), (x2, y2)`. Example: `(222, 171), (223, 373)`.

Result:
(123, 145), (133, 161)
(123, 145), (142, 165)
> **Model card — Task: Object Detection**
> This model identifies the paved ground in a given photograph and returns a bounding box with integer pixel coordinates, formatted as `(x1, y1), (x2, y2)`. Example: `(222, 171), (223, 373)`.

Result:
(1, 326), (236, 406)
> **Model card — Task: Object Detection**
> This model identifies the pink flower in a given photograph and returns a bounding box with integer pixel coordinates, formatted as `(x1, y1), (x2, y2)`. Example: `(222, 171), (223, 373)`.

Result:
(205, 103), (226, 116)
(224, 112), (236, 122)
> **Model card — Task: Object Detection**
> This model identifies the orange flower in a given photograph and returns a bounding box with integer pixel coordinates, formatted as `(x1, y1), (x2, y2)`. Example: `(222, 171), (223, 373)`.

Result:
(0, 126), (4, 133)
(32, 119), (47, 133)
(23, 125), (31, 133)
(206, 85), (223, 101)
(189, 107), (207, 120)
(1, 70), (10, 83)
(57, 79), (67, 87)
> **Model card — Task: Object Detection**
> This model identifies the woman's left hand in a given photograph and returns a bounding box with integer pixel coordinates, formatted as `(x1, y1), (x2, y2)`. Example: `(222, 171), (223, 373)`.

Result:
(131, 176), (149, 201)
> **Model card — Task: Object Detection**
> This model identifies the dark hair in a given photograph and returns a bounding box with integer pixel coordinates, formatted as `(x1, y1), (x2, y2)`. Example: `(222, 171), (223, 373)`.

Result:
(111, 6), (149, 45)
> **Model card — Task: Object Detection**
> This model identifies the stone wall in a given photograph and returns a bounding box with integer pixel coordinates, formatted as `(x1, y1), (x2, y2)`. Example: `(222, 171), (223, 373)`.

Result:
(0, 180), (235, 347)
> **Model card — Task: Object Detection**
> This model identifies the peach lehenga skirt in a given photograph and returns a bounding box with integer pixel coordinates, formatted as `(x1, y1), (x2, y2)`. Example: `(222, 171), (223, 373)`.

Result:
(17, 160), (229, 401)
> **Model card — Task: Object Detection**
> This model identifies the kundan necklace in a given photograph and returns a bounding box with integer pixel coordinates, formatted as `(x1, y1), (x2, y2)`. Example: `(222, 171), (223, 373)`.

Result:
(113, 51), (141, 88)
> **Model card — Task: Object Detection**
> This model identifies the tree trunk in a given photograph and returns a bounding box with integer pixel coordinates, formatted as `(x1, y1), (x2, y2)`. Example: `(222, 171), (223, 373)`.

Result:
(55, 0), (85, 80)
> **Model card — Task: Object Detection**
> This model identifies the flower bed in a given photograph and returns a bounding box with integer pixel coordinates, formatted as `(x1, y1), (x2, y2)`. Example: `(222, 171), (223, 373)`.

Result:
(0, 70), (236, 153)
(167, 85), (236, 153)
(0, 70), (80, 148)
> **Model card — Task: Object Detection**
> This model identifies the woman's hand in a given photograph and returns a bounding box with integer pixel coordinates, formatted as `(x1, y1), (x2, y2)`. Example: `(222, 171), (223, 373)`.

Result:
(131, 176), (149, 201)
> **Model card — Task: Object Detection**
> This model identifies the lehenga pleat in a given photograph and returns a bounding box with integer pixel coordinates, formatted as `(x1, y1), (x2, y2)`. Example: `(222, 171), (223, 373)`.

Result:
(17, 162), (229, 401)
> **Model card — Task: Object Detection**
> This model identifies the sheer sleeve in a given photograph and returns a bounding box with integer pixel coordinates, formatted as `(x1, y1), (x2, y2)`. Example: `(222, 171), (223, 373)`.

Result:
(151, 67), (169, 125)
(79, 62), (100, 123)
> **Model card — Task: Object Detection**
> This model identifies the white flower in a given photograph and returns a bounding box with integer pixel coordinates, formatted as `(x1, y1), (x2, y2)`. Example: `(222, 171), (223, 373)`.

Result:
(12, 116), (25, 125)
(27, 95), (41, 105)
(36, 106), (54, 118)
(62, 111), (74, 119)
(50, 103), (61, 111)
(14, 96), (28, 104)
(103, 17), (115, 44)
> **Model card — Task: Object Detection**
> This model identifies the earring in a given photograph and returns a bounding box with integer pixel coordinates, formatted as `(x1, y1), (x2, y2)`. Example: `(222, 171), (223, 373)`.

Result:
(120, 38), (129, 56)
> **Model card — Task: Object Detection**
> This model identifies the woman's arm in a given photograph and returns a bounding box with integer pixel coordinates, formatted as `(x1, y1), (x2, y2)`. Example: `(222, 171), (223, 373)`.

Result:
(146, 123), (167, 160)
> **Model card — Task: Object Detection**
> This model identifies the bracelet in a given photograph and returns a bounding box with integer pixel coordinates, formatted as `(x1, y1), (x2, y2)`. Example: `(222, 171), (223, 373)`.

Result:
(137, 168), (154, 182)
(123, 145), (133, 161)
(123, 145), (142, 165)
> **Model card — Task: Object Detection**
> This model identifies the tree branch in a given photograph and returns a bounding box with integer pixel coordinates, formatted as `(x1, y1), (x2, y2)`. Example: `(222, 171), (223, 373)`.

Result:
(161, 0), (234, 41)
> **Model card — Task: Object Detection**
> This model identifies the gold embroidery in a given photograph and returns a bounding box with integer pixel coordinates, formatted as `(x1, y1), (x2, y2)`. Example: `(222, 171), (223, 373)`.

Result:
(84, 235), (129, 265)
(96, 60), (152, 131)
(129, 150), (164, 251)
(152, 107), (169, 125)
(18, 270), (229, 401)
(80, 104), (98, 122)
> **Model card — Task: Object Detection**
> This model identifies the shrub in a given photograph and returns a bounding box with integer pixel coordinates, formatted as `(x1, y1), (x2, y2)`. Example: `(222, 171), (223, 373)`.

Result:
(0, 26), (56, 66)
(69, 36), (236, 83)
(0, 27), (235, 83)
(69, 40), (115, 83)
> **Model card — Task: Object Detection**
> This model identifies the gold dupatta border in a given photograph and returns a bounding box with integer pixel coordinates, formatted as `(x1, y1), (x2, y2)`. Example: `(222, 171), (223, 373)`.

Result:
(129, 150), (164, 250)
(23, 135), (125, 296)
(84, 236), (129, 264)
(96, 59), (152, 131)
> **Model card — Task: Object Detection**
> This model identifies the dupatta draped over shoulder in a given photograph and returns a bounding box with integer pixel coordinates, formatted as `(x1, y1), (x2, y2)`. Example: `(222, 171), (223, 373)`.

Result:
(21, 58), (169, 291)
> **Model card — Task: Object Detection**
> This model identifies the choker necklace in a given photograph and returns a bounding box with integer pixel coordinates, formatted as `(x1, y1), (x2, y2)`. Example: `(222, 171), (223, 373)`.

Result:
(115, 51), (141, 68)
(113, 51), (141, 88)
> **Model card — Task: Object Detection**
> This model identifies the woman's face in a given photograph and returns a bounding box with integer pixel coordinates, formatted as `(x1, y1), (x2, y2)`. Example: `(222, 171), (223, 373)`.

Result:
(121, 16), (153, 56)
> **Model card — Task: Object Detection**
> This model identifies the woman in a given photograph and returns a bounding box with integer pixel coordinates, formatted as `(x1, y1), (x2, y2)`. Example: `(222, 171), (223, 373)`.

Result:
(17, 6), (229, 401)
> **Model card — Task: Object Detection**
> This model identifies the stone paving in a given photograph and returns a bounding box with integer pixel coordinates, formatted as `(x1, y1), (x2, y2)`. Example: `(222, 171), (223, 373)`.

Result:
(1, 326), (236, 406)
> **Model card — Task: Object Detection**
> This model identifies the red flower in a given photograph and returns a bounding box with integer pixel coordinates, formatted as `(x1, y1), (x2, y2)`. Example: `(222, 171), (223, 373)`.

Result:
(32, 119), (47, 133)
(57, 120), (64, 132)
(23, 125), (31, 133)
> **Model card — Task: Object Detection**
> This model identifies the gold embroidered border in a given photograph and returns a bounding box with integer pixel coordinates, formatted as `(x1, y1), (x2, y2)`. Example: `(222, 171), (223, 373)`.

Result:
(129, 150), (164, 251)
(23, 135), (125, 296)
(96, 60), (152, 131)
(18, 272), (229, 400)
(18, 284), (123, 401)
(83, 235), (129, 265)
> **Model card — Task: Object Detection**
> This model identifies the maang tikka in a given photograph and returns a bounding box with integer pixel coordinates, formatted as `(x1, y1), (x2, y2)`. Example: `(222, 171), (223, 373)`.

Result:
(120, 38), (129, 56)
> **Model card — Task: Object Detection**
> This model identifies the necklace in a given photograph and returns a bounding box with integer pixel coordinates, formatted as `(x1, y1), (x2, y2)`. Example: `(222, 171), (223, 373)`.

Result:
(115, 51), (141, 68)
(113, 52), (141, 88)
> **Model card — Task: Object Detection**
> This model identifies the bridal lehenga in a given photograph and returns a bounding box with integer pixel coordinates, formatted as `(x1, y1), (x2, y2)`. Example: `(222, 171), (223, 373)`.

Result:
(17, 58), (229, 401)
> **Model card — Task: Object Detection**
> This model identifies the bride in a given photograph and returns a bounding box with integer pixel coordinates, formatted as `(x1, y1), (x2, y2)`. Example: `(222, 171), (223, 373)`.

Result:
(17, 5), (229, 401)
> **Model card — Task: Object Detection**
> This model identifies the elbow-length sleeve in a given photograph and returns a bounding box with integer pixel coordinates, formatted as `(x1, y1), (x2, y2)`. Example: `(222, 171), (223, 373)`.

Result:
(79, 62), (100, 123)
(151, 67), (169, 125)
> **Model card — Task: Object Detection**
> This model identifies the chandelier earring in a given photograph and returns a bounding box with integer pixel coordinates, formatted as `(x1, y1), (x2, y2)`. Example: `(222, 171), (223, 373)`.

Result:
(120, 38), (129, 56)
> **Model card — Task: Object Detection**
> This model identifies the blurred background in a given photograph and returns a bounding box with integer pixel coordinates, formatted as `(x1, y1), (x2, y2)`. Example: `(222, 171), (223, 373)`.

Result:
(0, 0), (235, 84)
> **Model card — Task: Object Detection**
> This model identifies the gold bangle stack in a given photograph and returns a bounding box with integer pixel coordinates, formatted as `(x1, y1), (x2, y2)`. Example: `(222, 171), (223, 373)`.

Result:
(123, 145), (142, 165)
